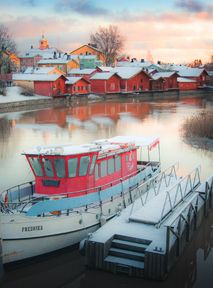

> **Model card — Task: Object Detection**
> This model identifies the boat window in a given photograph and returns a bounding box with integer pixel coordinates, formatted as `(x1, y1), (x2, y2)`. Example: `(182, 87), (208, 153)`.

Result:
(89, 155), (97, 175)
(95, 164), (99, 180)
(100, 160), (107, 177)
(54, 158), (65, 178)
(43, 158), (54, 177)
(68, 158), (78, 178)
(108, 158), (114, 175)
(29, 157), (43, 176)
(115, 156), (121, 171)
(79, 156), (90, 176)
(126, 155), (129, 162)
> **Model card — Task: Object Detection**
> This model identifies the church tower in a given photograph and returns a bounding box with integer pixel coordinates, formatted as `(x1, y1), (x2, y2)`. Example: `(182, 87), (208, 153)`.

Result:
(39, 34), (49, 50)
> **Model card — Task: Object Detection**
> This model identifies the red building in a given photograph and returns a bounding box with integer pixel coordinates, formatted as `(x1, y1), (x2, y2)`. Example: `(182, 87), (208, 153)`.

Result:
(66, 77), (91, 95)
(90, 72), (121, 94)
(20, 54), (42, 70)
(177, 77), (198, 90)
(177, 68), (208, 87)
(68, 68), (97, 80)
(151, 72), (178, 90)
(113, 67), (151, 92)
(34, 75), (67, 97)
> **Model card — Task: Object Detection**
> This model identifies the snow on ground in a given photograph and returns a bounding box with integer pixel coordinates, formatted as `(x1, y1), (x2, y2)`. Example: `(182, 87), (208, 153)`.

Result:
(0, 86), (49, 104)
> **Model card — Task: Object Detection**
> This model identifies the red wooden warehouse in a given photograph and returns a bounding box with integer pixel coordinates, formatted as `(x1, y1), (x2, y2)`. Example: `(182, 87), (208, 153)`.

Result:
(151, 72), (178, 90)
(66, 77), (91, 95)
(113, 67), (151, 92)
(90, 72), (121, 94)
(34, 74), (67, 97)
(177, 77), (197, 90)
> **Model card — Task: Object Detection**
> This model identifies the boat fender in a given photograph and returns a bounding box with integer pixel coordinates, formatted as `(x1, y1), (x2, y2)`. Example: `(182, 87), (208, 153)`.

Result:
(79, 233), (93, 255)
(100, 216), (106, 226)
(4, 194), (8, 206)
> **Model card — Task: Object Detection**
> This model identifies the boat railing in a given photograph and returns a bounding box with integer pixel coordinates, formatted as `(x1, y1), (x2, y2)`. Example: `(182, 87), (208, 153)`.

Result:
(129, 163), (179, 218)
(0, 160), (159, 213)
(157, 166), (201, 228)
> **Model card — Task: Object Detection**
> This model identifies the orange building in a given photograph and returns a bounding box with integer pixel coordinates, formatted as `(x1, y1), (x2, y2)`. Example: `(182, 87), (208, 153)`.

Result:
(70, 44), (106, 65)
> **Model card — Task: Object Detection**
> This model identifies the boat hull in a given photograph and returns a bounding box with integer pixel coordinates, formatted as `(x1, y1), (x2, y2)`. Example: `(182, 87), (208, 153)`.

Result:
(0, 166), (160, 264)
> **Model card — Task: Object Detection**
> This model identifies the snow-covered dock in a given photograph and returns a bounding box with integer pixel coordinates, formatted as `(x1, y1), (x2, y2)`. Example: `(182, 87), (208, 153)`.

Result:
(83, 165), (213, 280)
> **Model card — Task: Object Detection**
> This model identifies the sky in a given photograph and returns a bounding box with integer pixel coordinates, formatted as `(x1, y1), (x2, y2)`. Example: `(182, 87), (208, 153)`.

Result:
(0, 0), (213, 64)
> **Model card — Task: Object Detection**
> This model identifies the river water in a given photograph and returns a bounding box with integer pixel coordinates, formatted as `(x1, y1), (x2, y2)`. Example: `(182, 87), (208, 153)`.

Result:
(0, 95), (213, 287)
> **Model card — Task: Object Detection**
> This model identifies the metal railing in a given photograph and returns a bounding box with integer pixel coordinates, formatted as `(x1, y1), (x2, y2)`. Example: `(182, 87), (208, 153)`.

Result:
(157, 166), (201, 227)
(129, 163), (179, 217)
(0, 160), (160, 214)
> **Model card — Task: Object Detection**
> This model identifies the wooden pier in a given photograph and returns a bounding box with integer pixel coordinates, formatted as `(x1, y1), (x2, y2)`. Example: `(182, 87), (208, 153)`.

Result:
(84, 165), (213, 280)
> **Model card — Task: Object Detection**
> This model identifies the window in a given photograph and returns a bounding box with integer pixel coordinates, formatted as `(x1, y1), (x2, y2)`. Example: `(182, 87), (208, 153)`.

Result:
(43, 158), (54, 177)
(100, 160), (107, 177)
(29, 157), (43, 176)
(68, 158), (78, 177)
(126, 155), (129, 162)
(79, 156), (90, 176)
(115, 156), (121, 171)
(89, 155), (97, 175)
(95, 164), (99, 180)
(108, 158), (114, 175)
(54, 158), (65, 178)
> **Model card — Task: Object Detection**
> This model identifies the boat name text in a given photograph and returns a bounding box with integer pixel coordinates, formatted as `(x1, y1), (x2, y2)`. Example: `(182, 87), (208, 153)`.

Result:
(22, 225), (43, 232)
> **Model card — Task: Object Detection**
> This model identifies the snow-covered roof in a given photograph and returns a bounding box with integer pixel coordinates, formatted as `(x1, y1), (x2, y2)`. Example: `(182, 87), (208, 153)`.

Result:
(38, 58), (72, 64)
(151, 71), (176, 80)
(24, 67), (60, 74)
(177, 68), (205, 77)
(116, 60), (153, 68)
(96, 136), (160, 148)
(65, 76), (84, 85)
(177, 77), (196, 83)
(90, 72), (117, 80)
(69, 68), (96, 75)
(19, 47), (61, 59)
(12, 73), (64, 82)
(112, 67), (145, 79)
(98, 66), (113, 72)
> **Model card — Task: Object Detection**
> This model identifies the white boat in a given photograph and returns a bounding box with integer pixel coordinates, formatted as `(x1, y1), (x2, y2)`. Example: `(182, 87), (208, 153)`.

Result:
(0, 136), (160, 264)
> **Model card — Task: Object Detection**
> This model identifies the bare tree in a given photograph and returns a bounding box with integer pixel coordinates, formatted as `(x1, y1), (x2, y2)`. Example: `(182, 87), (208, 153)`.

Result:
(90, 25), (124, 66)
(0, 24), (16, 53)
(0, 24), (17, 74)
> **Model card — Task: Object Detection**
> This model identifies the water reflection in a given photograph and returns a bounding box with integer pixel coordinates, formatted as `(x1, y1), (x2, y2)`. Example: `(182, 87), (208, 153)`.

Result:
(0, 96), (213, 287)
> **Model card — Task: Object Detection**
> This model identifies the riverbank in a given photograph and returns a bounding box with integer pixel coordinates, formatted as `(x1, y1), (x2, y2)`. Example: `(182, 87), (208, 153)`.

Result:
(0, 87), (212, 113)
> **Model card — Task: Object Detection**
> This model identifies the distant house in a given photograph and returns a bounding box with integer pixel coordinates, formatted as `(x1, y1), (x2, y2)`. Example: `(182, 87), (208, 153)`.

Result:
(90, 72), (121, 94)
(37, 57), (79, 74)
(19, 54), (43, 70)
(70, 44), (106, 65)
(177, 77), (197, 90)
(113, 67), (151, 92)
(66, 77), (91, 95)
(13, 74), (67, 97)
(68, 68), (97, 80)
(151, 72), (178, 90)
(177, 68), (208, 86)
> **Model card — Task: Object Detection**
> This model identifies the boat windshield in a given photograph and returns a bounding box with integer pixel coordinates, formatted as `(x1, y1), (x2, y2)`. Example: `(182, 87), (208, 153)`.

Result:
(54, 158), (65, 178)
(29, 157), (43, 176)
(89, 155), (97, 175)
(43, 158), (54, 177)
(68, 157), (78, 178)
(79, 156), (90, 176)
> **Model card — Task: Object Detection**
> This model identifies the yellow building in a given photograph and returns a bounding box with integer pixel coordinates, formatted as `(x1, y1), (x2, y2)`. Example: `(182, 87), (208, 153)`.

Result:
(70, 44), (106, 65)
(37, 57), (79, 74)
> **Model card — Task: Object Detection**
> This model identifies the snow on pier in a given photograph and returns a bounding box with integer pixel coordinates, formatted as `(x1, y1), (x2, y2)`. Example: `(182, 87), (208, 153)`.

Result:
(84, 165), (213, 280)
